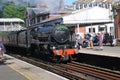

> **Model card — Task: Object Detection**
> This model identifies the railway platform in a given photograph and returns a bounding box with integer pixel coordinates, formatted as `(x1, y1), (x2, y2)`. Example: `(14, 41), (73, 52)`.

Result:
(78, 45), (120, 71)
(79, 46), (120, 58)
(0, 55), (68, 80)
(0, 57), (28, 80)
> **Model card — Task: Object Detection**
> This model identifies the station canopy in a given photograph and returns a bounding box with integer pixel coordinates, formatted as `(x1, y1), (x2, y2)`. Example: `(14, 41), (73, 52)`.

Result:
(62, 7), (113, 25)
(0, 18), (24, 23)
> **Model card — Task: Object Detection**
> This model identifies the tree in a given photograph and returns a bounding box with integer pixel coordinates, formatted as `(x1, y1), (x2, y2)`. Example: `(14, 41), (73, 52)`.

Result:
(16, 5), (26, 19)
(2, 2), (26, 19)
(2, 3), (17, 18)
(112, 4), (118, 19)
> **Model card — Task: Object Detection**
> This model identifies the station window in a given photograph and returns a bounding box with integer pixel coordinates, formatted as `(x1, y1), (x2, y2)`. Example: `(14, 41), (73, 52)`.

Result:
(99, 27), (104, 32)
(89, 28), (95, 33)
(110, 27), (114, 32)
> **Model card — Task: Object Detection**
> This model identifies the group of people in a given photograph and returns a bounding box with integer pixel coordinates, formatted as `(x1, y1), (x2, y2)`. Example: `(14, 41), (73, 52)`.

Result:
(76, 32), (104, 50)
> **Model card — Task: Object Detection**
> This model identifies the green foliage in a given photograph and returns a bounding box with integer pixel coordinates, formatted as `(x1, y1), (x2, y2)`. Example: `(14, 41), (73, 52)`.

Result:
(112, 4), (118, 9)
(2, 3), (26, 19)
(109, 15), (113, 20)
(0, 31), (10, 35)
(56, 25), (68, 30)
(3, 3), (17, 18)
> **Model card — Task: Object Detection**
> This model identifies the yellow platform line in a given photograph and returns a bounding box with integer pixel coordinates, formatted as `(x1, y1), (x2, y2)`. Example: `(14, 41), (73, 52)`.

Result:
(7, 64), (32, 80)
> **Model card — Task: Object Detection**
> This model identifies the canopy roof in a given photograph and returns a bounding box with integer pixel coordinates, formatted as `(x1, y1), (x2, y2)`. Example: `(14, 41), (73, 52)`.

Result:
(0, 18), (24, 23)
(62, 7), (113, 25)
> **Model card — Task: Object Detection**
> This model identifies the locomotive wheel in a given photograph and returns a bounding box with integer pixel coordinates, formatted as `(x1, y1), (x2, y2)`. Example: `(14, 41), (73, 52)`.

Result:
(62, 54), (69, 61)
(68, 55), (73, 62)
(34, 49), (40, 57)
(51, 55), (62, 63)
(26, 48), (32, 56)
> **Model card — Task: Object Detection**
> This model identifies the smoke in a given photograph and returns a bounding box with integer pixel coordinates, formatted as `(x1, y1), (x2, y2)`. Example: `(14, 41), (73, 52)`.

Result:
(33, 0), (61, 13)
(0, 0), (64, 13)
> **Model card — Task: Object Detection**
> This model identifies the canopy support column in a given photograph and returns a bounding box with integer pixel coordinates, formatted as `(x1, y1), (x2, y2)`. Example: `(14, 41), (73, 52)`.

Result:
(4, 21), (6, 31)
(77, 24), (79, 33)
(91, 24), (93, 33)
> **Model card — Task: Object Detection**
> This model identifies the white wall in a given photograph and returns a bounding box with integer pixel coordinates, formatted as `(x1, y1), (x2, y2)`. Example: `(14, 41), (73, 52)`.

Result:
(63, 7), (112, 24)
(86, 23), (114, 35)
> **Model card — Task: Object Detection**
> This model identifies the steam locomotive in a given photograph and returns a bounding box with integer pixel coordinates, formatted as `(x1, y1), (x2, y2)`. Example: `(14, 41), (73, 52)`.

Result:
(4, 18), (77, 62)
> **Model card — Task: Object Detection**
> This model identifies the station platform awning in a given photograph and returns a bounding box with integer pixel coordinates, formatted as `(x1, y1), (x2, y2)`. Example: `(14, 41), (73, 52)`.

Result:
(63, 19), (113, 25)
(0, 18), (24, 31)
(62, 7), (114, 26)
(0, 18), (24, 23)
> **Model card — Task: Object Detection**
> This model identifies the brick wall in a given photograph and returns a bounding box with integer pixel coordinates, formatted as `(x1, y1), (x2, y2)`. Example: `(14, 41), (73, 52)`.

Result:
(75, 27), (86, 34)
(115, 6), (120, 46)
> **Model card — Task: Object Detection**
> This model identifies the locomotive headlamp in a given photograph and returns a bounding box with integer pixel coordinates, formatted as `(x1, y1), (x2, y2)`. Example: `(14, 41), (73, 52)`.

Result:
(75, 49), (79, 54)
(64, 45), (66, 48)
(50, 46), (56, 50)
(53, 46), (56, 49)
(56, 51), (60, 55)
(75, 45), (77, 48)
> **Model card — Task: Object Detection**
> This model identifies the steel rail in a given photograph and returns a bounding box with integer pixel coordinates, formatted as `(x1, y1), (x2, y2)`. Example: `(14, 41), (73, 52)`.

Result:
(59, 62), (120, 80)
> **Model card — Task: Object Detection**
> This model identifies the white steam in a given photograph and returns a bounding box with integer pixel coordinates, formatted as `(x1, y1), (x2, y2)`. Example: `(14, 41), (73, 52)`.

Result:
(1, 0), (64, 13)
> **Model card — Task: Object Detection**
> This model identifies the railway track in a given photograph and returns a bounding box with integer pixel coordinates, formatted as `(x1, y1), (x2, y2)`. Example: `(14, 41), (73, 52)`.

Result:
(59, 62), (120, 80)
(10, 54), (120, 80)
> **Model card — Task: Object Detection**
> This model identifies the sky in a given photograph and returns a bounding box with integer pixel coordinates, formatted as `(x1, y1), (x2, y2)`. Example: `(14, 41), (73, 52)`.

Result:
(65, 0), (76, 5)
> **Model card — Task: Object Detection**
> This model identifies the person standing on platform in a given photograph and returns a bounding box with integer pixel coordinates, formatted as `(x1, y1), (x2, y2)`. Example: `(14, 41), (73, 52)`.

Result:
(0, 41), (6, 57)
(76, 33), (83, 51)
(89, 34), (94, 49)
(109, 33), (114, 46)
(97, 32), (103, 50)
(85, 33), (90, 48)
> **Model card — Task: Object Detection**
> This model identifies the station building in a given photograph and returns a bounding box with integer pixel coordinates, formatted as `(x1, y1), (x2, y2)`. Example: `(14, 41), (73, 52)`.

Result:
(62, 7), (114, 37)
(0, 18), (25, 31)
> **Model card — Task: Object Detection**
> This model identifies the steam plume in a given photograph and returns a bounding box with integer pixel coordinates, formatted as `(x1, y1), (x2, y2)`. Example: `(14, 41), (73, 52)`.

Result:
(0, 0), (64, 13)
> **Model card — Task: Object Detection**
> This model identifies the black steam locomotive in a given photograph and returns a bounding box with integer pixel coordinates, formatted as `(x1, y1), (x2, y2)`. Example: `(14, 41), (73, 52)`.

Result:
(4, 18), (77, 62)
